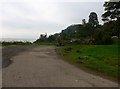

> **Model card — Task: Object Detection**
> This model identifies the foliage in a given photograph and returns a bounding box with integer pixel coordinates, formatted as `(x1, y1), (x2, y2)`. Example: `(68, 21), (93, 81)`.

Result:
(59, 44), (119, 79)
(102, 1), (120, 21)
(77, 23), (93, 38)
(102, 1), (120, 38)
(34, 33), (47, 43)
(88, 12), (99, 27)
(60, 24), (81, 40)
(93, 25), (114, 45)
(34, 2), (119, 45)
(47, 35), (57, 42)
(102, 35), (113, 44)
(93, 27), (104, 44)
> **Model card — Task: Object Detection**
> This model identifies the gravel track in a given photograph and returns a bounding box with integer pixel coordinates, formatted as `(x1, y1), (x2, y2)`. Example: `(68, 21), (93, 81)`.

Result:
(2, 46), (118, 87)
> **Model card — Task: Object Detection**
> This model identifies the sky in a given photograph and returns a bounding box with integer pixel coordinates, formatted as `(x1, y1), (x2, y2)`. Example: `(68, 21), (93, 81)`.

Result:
(0, 0), (107, 40)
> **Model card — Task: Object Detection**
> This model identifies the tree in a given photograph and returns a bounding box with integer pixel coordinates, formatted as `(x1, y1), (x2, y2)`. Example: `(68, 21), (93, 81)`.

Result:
(77, 23), (93, 38)
(88, 12), (99, 27)
(102, 1), (120, 38)
(60, 24), (80, 40)
(82, 19), (86, 26)
(34, 33), (47, 43)
(102, 1), (120, 21)
(47, 35), (56, 42)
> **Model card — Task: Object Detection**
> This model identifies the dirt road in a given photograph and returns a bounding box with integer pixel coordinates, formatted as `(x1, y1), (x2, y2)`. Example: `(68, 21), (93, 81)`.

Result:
(2, 46), (118, 87)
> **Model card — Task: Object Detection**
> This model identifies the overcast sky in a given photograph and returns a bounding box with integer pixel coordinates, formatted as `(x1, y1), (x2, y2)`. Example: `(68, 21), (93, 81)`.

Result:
(0, 0), (106, 40)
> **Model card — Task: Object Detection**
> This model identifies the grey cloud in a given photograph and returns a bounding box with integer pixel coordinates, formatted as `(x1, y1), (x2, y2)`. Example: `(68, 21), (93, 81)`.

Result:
(56, 2), (104, 24)
(1, 1), (104, 39)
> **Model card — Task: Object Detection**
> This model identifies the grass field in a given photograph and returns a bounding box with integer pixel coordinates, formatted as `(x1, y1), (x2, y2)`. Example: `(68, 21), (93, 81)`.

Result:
(58, 44), (119, 81)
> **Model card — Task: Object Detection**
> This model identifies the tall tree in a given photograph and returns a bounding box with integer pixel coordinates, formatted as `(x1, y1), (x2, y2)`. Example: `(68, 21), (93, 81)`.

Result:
(102, 1), (120, 38)
(102, 1), (120, 21)
(88, 12), (99, 27)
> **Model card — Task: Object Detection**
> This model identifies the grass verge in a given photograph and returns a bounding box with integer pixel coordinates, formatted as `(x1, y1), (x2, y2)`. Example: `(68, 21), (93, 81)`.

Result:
(58, 44), (119, 83)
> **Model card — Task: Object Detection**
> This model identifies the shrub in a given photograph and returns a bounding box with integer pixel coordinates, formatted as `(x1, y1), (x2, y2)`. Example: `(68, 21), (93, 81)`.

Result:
(102, 35), (113, 44)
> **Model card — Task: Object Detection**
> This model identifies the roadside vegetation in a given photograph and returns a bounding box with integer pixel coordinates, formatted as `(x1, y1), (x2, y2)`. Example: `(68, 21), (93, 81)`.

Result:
(2, 1), (119, 82)
(0, 43), (2, 46)
(35, 2), (119, 46)
(58, 44), (119, 81)
(34, 1), (120, 81)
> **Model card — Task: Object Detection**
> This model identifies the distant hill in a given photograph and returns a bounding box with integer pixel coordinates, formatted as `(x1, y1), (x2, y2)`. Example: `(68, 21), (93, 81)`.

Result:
(61, 24), (82, 34)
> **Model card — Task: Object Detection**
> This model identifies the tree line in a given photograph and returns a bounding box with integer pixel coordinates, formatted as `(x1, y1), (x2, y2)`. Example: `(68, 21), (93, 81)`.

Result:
(34, 1), (120, 45)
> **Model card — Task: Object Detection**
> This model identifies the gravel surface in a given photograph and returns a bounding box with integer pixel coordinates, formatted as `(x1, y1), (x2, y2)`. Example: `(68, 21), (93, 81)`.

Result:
(2, 45), (35, 68)
(2, 46), (118, 87)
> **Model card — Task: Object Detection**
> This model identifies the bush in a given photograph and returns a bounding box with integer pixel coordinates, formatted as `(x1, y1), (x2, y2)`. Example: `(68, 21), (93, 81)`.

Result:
(102, 35), (113, 44)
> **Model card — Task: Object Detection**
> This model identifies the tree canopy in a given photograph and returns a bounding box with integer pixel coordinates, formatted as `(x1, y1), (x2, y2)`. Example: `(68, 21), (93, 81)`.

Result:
(35, 2), (119, 45)
(88, 12), (99, 27)
(102, 1), (120, 22)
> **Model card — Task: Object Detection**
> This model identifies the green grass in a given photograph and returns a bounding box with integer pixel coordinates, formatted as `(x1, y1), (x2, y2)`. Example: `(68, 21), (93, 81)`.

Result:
(58, 44), (119, 81)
